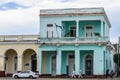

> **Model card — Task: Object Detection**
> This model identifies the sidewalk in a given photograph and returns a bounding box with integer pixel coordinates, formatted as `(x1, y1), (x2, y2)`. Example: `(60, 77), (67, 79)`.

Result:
(0, 77), (120, 80)
(39, 77), (120, 80)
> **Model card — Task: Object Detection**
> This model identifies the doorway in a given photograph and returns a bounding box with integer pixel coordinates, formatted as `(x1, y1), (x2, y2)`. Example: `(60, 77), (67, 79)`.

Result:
(31, 54), (37, 72)
(51, 55), (56, 76)
(85, 54), (93, 76)
(68, 55), (75, 76)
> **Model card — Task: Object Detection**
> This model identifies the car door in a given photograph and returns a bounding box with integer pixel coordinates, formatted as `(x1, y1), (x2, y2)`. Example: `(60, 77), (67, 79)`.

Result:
(25, 71), (30, 77)
(19, 71), (26, 77)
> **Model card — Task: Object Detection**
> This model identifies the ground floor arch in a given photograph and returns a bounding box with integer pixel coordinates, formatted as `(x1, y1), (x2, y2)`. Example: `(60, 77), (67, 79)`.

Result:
(23, 49), (37, 72)
(3, 48), (38, 76)
(4, 49), (17, 76)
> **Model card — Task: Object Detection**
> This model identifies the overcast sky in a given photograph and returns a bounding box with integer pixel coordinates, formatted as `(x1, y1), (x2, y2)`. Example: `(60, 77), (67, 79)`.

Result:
(0, 0), (120, 44)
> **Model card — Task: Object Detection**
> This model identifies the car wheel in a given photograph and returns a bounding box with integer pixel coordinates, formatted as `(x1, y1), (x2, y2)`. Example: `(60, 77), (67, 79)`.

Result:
(14, 75), (18, 79)
(29, 75), (33, 79)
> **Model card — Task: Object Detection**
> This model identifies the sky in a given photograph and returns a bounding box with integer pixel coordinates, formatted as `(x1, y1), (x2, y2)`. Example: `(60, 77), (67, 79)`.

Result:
(0, 0), (120, 44)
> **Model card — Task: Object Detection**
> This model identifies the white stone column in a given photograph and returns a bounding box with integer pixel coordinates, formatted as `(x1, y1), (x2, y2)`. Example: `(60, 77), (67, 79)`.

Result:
(17, 55), (23, 72)
(56, 49), (62, 75)
(75, 48), (80, 75)
(76, 20), (79, 37)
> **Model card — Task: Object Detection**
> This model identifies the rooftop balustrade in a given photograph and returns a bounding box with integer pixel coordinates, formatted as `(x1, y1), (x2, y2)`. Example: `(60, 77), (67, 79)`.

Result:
(0, 35), (39, 43)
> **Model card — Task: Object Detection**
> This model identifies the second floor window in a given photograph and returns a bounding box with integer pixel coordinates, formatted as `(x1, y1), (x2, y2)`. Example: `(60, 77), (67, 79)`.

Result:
(47, 24), (53, 38)
(69, 26), (76, 37)
(85, 25), (93, 37)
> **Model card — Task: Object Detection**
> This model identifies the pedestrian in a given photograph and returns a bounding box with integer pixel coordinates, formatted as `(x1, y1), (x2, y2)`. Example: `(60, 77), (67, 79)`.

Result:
(78, 69), (83, 78)
(106, 69), (109, 78)
(110, 70), (115, 78)
(71, 69), (76, 78)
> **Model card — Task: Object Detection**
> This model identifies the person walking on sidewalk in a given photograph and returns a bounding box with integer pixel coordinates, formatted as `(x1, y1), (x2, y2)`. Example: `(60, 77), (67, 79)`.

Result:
(71, 69), (76, 78)
(106, 69), (109, 78)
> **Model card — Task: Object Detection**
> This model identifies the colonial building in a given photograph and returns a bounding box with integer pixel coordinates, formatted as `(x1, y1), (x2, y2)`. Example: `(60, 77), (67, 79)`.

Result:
(0, 7), (115, 78)
(39, 8), (115, 77)
(0, 35), (38, 77)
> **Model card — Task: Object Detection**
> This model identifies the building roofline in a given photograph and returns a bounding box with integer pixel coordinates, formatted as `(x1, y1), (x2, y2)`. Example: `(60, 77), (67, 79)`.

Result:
(40, 7), (104, 15)
(40, 7), (111, 28)
(102, 8), (111, 28)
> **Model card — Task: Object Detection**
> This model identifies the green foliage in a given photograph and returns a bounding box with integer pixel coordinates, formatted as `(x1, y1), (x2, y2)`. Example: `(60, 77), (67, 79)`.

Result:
(113, 54), (120, 66)
(94, 32), (100, 37)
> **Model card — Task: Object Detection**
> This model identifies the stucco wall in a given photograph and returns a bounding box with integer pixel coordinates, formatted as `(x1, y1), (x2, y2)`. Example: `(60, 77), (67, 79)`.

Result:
(0, 44), (38, 72)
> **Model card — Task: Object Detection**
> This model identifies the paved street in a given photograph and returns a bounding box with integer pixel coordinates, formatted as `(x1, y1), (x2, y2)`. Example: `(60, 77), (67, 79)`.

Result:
(0, 77), (120, 80)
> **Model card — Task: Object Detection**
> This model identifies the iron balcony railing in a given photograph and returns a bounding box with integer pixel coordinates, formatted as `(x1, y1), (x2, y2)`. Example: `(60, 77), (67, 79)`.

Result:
(39, 36), (109, 44)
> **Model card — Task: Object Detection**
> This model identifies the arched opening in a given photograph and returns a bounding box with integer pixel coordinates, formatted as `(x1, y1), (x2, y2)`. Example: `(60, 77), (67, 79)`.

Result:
(85, 54), (93, 76)
(4, 49), (17, 76)
(23, 49), (37, 72)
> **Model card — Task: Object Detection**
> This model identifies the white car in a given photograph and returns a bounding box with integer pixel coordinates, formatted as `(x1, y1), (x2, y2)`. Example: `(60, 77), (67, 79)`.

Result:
(12, 70), (39, 79)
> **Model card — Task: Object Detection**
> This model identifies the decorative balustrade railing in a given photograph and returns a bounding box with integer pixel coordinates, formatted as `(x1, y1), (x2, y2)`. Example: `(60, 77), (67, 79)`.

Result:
(39, 36), (109, 44)
(0, 35), (39, 42)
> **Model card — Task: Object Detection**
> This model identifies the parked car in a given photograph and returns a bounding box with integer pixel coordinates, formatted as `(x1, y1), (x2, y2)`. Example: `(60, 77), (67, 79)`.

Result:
(12, 70), (39, 79)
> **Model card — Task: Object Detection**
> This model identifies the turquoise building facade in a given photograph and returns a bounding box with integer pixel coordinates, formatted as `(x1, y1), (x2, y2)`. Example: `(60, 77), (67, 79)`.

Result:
(39, 8), (115, 77)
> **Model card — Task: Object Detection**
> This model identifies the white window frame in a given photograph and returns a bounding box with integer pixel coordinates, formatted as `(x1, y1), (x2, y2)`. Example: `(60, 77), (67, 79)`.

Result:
(84, 25), (94, 37)
(69, 25), (76, 37)
(47, 23), (53, 38)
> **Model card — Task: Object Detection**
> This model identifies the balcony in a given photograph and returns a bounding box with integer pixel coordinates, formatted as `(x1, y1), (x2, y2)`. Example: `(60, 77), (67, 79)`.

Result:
(39, 36), (109, 45)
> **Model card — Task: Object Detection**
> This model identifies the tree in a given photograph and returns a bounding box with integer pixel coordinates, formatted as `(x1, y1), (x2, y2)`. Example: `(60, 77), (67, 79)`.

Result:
(114, 54), (120, 66)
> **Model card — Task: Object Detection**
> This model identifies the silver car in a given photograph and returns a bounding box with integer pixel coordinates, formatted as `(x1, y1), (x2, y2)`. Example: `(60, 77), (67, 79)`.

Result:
(12, 70), (39, 79)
